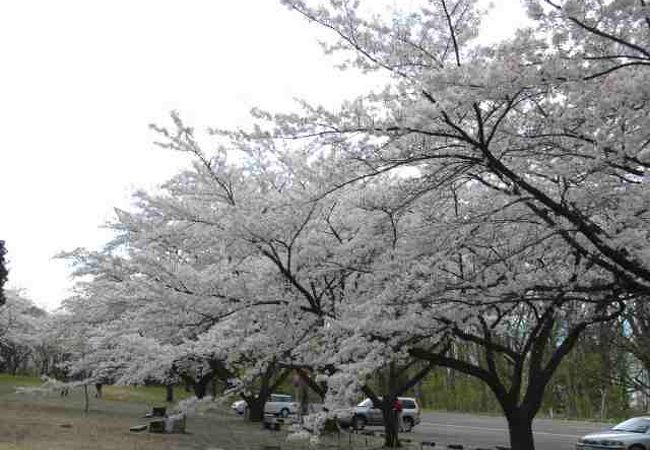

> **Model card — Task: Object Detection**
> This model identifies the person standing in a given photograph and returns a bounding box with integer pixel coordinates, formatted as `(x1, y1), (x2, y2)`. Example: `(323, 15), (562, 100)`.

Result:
(392, 398), (404, 432)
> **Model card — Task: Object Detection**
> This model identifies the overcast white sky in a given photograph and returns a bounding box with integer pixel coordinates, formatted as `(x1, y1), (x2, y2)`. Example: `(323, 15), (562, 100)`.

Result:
(0, 0), (527, 310)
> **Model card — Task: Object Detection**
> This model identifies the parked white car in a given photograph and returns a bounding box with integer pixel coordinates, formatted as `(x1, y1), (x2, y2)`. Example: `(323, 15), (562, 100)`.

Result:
(264, 394), (298, 417)
(230, 394), (299, 418)
(231, 399), (247, 415)
(577, 417), (650, 450)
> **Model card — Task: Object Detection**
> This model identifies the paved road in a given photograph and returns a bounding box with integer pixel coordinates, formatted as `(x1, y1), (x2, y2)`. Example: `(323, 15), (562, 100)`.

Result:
(411, 411), (611, 449)
(363, 411), (611, 449)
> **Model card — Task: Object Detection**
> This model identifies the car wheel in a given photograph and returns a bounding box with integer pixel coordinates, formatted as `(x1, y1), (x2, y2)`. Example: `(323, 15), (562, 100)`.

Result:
(629, 445), (645, 450)
(352, 415), (366, 430)
(280, 408), (290, 418)
(401, 417), (414, 433)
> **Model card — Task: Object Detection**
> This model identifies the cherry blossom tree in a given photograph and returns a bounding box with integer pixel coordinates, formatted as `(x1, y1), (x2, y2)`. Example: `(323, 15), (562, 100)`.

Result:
(58, 136), (351, 416)
(274, 0), (649, 292)
(303, 176), (633, 448)
(0, 290), (47, 375)
(227, 1), (650, 448)
(59, 231), (240, 400)
(56, 2), (650, 442)
(146, 114), (621, 447)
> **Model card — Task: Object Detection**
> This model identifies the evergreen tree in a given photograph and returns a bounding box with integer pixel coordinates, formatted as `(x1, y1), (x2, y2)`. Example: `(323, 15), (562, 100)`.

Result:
(0, 240), (8, 305)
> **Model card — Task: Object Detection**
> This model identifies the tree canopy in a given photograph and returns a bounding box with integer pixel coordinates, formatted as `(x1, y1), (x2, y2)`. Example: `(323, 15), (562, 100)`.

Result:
(42, 1), (650, 449)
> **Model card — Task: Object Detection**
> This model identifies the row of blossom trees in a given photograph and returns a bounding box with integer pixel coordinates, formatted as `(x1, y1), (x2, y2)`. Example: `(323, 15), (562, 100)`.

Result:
(0, 290), (51, 375)
(57, 1), (649, 449)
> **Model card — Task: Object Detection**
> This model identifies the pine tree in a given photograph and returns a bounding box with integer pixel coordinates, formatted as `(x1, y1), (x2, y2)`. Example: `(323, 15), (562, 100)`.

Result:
(0, 240), (8, 305)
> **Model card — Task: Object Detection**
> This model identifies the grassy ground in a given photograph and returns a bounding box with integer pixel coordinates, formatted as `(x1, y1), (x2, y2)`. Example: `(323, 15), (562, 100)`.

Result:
(0, 376), (390, 450)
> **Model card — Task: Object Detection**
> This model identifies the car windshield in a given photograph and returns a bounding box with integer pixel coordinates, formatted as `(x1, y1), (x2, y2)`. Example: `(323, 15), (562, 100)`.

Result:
(612, 418), (650, 433)
(401, 399), (416, 409)
(357, 398), (373, 407)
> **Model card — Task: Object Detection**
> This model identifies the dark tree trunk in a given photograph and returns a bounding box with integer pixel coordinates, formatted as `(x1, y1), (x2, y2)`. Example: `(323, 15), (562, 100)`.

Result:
(246, 397), (267, 422)
(83, 383), (89, 413)
(380, 404), (401, 448)
(165, 384), (174, 402)
(193, 371), (215, 399)
(242, 361), (285, 423)
(505, 409), (535, 450)
(5, 352), (18, 376)
(211, 377), (218, 398)
(193, 379), (208, 398)
(245, 375), (273, 423)
(358, 361), (431, 448)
